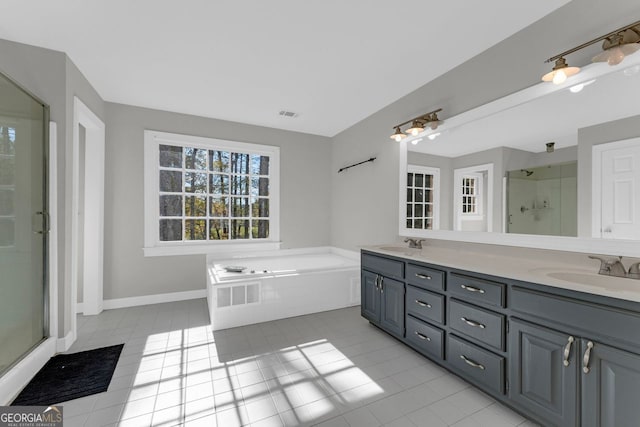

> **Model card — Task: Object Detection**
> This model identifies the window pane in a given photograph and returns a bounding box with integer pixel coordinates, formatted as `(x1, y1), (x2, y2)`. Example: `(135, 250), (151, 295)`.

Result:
(425, 190), (433, 202)
(415, 174), (424, 187)
(0, 126), (16, 155)
(160, 219), (182, 241)
(231, 219), (250, 239)
(0, 218), (15, 246)
(425, 175), (433, 188)
(406, 219), (413, 229)
(407, 189), (413, 202)
(184, 147), (207, 170)
(425, 203), (433, 216)
(406, 204), (412, 218)
(231, 176), (249, 195)
(0, 157), (15, 186)
(415, 204), (423, 217)
(407, 173), (413, 187)
(159, 195), (182, 217)
(185, 195), (206, 216)
(210, 197), (229, 217)
(0, 189), (14, 215)
(231, 153), (250, 174)
(231, 197), (250, 217)
(209, 174), (229, 195)
(252, 220), (269, 238)
(250, 177), (269, 197)
(159, 144), (182, 168)
(209, 150), (230, 172)
(185, 219), (206, 240)
(185, 172), (207, 193)
(426, 219), (432, 229)
(159, 170), (182, 192)
(414, 219), (423, 229)
(251, 198), (269, 217)
(415, 189), (423, 203)
(250, 154), (270, 175)
(209, 219), (229, 240)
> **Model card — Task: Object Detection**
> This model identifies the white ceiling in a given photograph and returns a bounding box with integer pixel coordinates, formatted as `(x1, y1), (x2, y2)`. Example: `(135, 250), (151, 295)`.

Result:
(0, 0), (569, 136)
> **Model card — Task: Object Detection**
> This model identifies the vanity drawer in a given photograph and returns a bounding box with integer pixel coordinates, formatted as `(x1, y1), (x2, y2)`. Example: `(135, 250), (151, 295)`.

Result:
(406, 316), (444, 360)
(406, 285), (444, 324)
(449, 273), (505, 308)
(449, 299), (505, 351)
(407, 263), (445, 291)
(362, 253), (404, 280)
(447, 334), (505, 395)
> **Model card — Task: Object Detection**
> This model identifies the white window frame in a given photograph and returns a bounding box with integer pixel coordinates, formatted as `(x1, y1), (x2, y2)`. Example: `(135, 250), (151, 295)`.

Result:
(404, 165), (440, 231)
(460, 173), (483, 218)
(453, 163), (494, 232)
(144, 130), (280, 256)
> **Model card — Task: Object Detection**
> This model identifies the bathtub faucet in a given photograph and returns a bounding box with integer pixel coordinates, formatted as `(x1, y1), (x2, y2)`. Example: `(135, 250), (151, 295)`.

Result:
(404, 238), (425, 249)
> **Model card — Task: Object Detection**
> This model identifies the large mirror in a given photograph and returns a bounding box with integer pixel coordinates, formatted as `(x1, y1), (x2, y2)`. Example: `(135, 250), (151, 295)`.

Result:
(399, 54), (640, 255)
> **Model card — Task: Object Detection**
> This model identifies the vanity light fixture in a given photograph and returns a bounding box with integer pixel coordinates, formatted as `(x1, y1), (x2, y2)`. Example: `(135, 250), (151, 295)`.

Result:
(390, 108), (443, 141)
(427, 132), (441, 140)
(542, 20), (640, 84)
(390, 126), (407, 142)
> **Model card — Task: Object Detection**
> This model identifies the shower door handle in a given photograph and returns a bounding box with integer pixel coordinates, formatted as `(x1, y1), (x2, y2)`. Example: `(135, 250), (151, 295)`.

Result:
(32, 211), (50, 235)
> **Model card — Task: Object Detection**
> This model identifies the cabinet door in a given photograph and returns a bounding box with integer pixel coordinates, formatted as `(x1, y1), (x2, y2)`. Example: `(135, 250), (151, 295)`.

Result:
(509, 319), (578, 427)
(361, 270), (380, 323)
(380, 277), (405, 337)
(582, 340), (640, 427)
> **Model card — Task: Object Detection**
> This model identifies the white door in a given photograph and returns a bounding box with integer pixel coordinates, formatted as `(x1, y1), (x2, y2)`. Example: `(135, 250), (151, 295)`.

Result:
(600, 140), (640, 240)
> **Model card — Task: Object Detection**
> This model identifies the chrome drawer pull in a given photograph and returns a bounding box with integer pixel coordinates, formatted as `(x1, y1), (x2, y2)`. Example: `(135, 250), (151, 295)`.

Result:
(563, 336), (575, 367)
(461, 284), (485, 294)
(460, 354), (485, 370)
(461, 317), (486, 329)
(415, 273), (432, 280)
(414, 331), (431, 341)
(415, 299), (432, 308)
(583, 341), (594, 374)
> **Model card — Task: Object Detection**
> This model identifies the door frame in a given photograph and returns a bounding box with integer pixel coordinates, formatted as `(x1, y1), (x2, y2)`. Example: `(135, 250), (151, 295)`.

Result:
(70, 97), (105, 335)
(592, 137), (640, 238)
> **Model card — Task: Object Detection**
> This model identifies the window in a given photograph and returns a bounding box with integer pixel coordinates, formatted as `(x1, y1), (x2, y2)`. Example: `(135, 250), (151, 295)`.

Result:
(406, 165), (439, 230)
(460, 173), (483, 217)
(144, 131), (280, 255)
(0, 125), (16, 248)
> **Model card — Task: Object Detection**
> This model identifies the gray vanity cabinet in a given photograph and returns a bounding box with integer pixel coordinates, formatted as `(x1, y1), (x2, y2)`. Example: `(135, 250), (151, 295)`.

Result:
(581, 340), (640, 427)
(361, 254), (405, 338)
(361, 270), (380, 323)
(509, 318), (578, 427)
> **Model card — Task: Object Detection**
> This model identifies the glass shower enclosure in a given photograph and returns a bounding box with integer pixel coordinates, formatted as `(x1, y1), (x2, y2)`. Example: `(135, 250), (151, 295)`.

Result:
(506, 162), (577, 237)
(0, 71), (49, 377)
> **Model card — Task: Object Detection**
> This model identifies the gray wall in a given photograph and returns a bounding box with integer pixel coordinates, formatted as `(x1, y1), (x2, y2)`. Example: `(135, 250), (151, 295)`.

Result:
(330, 0), (640, 251)
(104, 103), (332, 299)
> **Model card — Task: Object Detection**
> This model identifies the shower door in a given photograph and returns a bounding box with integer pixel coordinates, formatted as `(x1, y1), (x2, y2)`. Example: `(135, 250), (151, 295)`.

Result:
(0, 72), (48, 376)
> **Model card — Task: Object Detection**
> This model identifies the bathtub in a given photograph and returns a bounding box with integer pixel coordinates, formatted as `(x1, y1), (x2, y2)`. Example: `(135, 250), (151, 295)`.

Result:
(206, 247), (361, 330)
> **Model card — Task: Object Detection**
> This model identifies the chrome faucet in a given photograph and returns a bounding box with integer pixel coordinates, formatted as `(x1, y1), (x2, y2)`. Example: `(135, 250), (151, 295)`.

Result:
(404, 238), (425, 249)
(588, 255), (640, 279)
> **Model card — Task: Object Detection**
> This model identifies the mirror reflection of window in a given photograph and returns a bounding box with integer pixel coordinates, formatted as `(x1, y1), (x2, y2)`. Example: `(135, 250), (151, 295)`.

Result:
(454, 164), (493, 232)
(406, 165), (440, 230)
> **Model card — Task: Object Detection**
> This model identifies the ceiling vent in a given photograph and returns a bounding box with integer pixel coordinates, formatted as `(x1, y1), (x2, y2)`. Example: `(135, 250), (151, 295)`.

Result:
(278, 110), (298, 118)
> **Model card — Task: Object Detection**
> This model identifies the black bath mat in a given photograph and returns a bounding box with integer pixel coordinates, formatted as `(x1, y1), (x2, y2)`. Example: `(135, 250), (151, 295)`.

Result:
(12, 344), (124, 406)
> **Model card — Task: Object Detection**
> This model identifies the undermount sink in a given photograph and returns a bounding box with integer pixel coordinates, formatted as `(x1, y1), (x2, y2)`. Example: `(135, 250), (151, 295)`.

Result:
(377, 246), (419, 253)
(545, 271), (611, 287)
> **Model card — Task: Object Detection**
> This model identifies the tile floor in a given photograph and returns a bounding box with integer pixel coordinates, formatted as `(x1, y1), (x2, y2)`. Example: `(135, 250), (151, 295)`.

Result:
(57, 299), (539, 427)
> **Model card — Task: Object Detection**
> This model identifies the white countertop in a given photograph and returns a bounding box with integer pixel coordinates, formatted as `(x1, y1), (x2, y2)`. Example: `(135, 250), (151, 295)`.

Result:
(363, 245), (640, 304)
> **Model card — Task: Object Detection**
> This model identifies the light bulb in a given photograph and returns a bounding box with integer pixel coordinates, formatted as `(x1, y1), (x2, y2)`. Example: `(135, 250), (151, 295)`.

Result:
(552, 69), (567, 85)
(409, 128), (421, 136)
(393, 134), (403, 142)
(607, 47), (625, 65)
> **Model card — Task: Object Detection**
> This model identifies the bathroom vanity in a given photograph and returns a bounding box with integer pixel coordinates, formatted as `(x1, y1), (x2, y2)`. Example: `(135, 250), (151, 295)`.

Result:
(361, 245), (640, 427)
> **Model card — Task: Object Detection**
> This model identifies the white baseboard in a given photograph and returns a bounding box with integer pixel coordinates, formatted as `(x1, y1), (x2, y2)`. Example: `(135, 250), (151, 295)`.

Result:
(102, 289), (206, 310)
(0, 338), (56, 405)
(56, 330), (75, 353)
